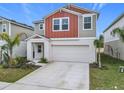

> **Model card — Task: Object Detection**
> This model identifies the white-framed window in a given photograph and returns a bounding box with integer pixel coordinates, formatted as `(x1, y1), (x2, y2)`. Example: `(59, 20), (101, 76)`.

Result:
(83, 15), (92, 30)
(2, 24), (7, 32)
(53, 17), (69, 31)
(62, 18), (69, 30)
(39, 23), (44, 30)
(110, 31), (115, 37)
(53, 19), (60, 30)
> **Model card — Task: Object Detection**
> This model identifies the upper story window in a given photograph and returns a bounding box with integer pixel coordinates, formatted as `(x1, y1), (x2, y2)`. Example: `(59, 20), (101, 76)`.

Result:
(2, 24), (7, 32)
(110, 31), (115, 37)
(39, 23), (44, 30)
(62, 19), (68, 30)
(53, 17), (69, 31)
(53, 19), (60, 30)
(83, 15), (92, 30)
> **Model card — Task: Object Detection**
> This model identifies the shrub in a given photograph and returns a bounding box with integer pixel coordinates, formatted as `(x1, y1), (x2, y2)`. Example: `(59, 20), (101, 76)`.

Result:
(2, 64), (9, 68)
(2, 52), (9, 64)
(39, 58), (48, 63)
(15, 57), (27, 68)
(14, 57), (39, 69)
(21, 64), (40, 69)
(1, 52), (9, 68)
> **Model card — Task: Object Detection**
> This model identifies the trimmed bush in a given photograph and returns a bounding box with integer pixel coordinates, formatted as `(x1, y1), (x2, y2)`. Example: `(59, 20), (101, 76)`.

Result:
(39, 58), (48, 63)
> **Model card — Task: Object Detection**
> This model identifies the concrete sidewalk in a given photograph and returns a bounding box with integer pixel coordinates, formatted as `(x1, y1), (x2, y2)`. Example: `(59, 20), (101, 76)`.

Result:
(0, 82), (11, 89)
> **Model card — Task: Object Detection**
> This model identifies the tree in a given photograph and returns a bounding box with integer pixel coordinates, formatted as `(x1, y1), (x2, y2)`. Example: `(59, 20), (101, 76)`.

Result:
(94, 35), (104, 68)
(0, 33), (27, 67)
(112, 28), (124, 59)
(113, 28), (124, 42)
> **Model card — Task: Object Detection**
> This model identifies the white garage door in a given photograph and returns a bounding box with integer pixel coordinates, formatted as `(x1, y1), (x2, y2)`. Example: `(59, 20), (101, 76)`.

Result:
(52, 45), (90, 62)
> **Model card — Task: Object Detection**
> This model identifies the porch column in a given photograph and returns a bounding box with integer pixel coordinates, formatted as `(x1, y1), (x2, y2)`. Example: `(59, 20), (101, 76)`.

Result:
(27, 41), (33, 61)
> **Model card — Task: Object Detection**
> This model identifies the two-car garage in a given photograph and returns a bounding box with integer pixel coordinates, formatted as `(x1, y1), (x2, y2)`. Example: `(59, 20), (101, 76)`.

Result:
(52, 45), (90, 62)
(51, 38), (96, 63)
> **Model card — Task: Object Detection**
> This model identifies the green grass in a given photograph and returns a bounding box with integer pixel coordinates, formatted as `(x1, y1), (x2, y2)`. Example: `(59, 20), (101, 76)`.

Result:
(0, 66), (38, 83)
(90, 54), (124, 90)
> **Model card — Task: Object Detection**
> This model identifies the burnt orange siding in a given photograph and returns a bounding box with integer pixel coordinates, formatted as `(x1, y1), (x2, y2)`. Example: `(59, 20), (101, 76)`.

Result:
(45, 10), (78, 38)
(66, 5), (90, 14)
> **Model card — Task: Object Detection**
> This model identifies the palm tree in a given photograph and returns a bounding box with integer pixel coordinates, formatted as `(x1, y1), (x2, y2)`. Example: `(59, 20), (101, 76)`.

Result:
(0, 33), (27, 67)
(94, 35), (104, 68)
(113, 28), (124, 42)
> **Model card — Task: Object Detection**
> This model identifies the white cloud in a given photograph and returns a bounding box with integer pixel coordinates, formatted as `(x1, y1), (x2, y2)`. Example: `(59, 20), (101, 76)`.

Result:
(98, 3), (107, 11)
(21, 3), (32, 24)
(92, 3), (107, 11)
(21, 4), (31, 14)
(92, 3), (99, 10)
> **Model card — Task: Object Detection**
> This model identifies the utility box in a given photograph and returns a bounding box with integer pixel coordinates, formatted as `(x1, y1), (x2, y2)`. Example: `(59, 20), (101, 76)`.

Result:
(119, 66), (124, 73)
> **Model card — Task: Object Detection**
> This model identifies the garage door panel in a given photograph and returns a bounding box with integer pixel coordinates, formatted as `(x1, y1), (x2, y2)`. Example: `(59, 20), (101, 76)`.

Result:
(52, 45), (90, 62)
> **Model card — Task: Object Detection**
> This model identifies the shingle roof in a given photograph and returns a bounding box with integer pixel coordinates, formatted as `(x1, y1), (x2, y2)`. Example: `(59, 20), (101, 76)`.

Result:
(33, 4), (99, 23)
(64, 4), (99, 14)
(33, 19), (44, 24)
(103, 13), (124, 33)
(0, 16), (34, 30)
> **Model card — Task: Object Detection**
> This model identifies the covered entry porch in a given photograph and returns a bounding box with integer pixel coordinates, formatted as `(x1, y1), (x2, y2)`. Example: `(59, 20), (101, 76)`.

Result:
(32, 43), (44, 61)
(26, 34), (50, 62)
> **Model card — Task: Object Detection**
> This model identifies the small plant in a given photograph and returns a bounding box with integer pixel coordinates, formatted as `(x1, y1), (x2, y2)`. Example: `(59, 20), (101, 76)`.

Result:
(1, 51), (9, 68)
(15, 56), (27, 68)
(39, 58), (48, 63)
(2, 64), (9, 68)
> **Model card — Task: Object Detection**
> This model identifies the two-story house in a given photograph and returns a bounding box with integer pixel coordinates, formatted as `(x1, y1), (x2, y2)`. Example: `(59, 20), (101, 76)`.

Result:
(104, 13), (124, 60)
(26, 4), (99, 63)
(0, 16), (34, 58)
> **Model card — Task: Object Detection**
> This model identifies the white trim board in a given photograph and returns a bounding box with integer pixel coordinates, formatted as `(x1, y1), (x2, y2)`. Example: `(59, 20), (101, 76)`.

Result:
(25, 34), (48, 41)
(50, 37), (96, 41)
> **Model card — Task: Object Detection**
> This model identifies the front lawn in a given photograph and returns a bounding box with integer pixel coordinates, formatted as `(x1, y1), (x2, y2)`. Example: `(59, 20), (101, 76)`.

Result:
(90, 54), (124, 90)
(0, 65), (38, 83)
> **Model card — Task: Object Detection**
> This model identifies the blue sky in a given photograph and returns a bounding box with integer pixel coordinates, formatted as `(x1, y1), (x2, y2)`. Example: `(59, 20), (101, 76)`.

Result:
(0, 3), (124, 36)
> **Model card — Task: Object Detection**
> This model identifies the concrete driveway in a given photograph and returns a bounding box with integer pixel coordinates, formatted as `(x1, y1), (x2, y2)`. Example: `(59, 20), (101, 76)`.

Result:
(4, 62), (89, 90)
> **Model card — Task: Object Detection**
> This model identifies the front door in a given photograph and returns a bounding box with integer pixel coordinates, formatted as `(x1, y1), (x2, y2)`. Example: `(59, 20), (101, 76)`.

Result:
(33, 44), (43, 60)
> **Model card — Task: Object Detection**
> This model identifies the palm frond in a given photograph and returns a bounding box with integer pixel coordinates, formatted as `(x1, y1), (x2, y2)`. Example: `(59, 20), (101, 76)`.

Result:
(99, 35), (104, 41)
(113, 28), (124, 42)
(18, 33), (28, 38)
(12, 33), (27, 46)
(0, 33), (11, 43)
(113, 28), (121, 34)
(12, 34), (20, 47)
(94, 39), (99, 48)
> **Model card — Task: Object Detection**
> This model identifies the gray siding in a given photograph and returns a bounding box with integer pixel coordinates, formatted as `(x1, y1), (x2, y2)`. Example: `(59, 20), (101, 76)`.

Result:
(34, 23), (44, 35)
(0, 21), (9, 34)
(11, 23), (34, 40)
(104, 40), (124, 60)
(79, 15), (96, 37)
(0, 20), (34, 40)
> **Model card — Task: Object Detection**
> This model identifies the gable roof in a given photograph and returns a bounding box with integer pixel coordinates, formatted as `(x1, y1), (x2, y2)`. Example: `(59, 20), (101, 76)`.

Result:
(33, 19), (44, 24)
(43, 4), (99, 19)
(0, 16), (34, 30)
(103, 13), (124, 33)
(64, 4), (98, 14)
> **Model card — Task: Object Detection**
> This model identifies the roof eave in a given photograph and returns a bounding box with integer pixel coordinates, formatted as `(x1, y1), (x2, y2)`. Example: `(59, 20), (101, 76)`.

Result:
(103, 13), (124, 33)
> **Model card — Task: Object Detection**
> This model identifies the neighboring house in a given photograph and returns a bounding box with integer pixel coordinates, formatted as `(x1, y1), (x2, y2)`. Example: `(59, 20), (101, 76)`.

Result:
(103, 13), (124, 60)
(27, 4), (99, 63)
(0, 16), (34, 58)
